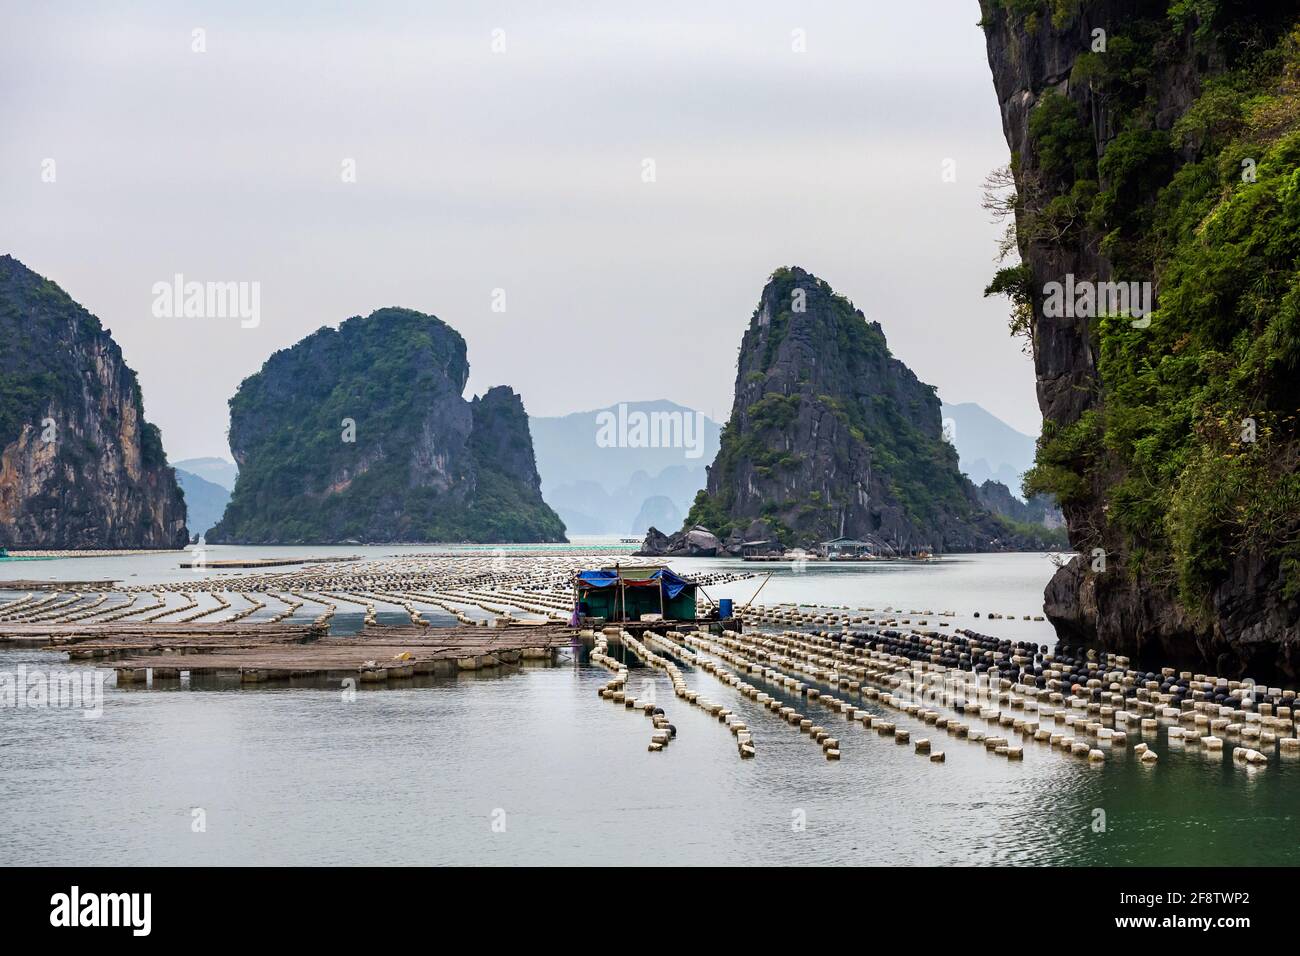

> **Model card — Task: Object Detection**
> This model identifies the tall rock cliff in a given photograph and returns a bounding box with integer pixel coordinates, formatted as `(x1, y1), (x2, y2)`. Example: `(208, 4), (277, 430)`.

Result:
(0, 255), (188, 548)
(208, 307), (565, 544)
(980, 0), (1300, 675)
(680, 267), (1052, 554)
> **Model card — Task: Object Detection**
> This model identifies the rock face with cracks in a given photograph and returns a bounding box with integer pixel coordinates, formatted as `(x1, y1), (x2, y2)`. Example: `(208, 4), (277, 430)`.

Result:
(0, 255), (187, 549)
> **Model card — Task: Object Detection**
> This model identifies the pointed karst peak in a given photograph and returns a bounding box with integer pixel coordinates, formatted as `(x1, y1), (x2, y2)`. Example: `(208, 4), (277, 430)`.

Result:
(762, 265), (835, 295)
(636, 266), (1056, 558)
(753, 266), (878, 334)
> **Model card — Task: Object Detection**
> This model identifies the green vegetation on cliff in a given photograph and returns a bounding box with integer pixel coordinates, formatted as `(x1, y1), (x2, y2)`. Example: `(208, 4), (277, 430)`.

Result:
(989, 3), (1300, 611)
(210, 307), (565, 544)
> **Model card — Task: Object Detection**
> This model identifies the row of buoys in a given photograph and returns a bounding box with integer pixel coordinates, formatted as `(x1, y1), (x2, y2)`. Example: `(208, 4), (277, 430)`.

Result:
(653, 630), (825, 758)
(686, 625), (1107, 767)
(809, 623), (1300, 768)
(651, 631), (772, 759)
(637, 634), (754, 754)
(685, 570), (757, 588)
(170, 592), (231, 624)
(263, 592), (303, 624)
(625, 629), (754, 758)
(1033, 645), (1298, 768)
(97, 593), (166, 623)
(53, 593), (108, 620)
(589, 630), (675, 751)
(887, 627), (1297, 733)
(34, 594), (116, 623)
(739, 623), (1292, 767)
(225, 593), (265, 623)
(10, 592), (88, 622)
(383, 589), (477, 626)
(473, 586), (570, 620)
(730, 628), (966, 762)
(362, 586), (533, 627)
(0, 593), (37, 617)
(0, 591), (66, 621)
(141, 593), (197, 622)
(613, 631), (685, 752)
(735, 601), (1046, 631)
(318, 589), (370, 608)
(288, 591), (336, 628)
(795, 631), (1134, 765)
(59, 594), (139, 624)
(670, 628), (942, 764)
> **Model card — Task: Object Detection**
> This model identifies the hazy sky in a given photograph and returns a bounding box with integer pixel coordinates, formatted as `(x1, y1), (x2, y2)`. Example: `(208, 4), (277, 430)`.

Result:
(0, 0), (1039, 462)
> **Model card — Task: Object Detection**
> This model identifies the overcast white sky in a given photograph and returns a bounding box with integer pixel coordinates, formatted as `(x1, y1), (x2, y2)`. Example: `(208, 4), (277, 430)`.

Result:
(0, 0), (1039, 462)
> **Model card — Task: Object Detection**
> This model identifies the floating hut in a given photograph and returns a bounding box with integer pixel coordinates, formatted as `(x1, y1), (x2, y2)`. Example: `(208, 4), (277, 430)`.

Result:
(822, 537), (879, 560)
(572, 565), (697, 625)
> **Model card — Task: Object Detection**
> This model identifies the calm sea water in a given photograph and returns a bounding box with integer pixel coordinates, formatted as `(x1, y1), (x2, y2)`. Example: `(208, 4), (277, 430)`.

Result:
(2, 546), (1297, 866)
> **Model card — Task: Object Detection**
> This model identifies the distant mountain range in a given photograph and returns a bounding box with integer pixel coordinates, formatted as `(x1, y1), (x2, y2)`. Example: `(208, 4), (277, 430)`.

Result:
(172, 457), (236, 540)
(172, 456), (237, 492)
(172, 468), (231, 540)
(173, 401), (1037, 538)
(528, 400), (722, 535)
(939, 401), (1037, 498)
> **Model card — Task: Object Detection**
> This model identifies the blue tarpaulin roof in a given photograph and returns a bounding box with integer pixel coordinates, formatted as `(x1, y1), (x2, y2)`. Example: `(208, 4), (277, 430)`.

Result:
(653, 569), (689, 600)
(576, 568), (691, 600)
(576, 570), (620, 588)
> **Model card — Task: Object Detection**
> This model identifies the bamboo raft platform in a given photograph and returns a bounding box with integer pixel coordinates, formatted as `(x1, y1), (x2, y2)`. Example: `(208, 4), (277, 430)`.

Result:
(0, 553), (759, 686)
(176, 555), (359, 569)
(0, 579), (119, 590)
(5, 620), (321, 644)
(92, 622), (576, 684)
(54, 624), (327, 657)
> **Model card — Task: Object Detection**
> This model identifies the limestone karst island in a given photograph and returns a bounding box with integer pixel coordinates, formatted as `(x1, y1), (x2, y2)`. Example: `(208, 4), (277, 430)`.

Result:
(0, 0), (1297, 902)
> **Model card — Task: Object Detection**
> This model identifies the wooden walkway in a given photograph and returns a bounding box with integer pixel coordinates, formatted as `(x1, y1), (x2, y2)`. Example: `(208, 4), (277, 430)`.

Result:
(0, 620), (322, 648)
(68, 622), (577, 684)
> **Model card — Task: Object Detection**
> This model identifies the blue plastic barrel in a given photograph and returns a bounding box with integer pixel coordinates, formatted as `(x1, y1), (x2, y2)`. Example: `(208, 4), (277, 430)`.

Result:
(719, 599), (733, 619)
